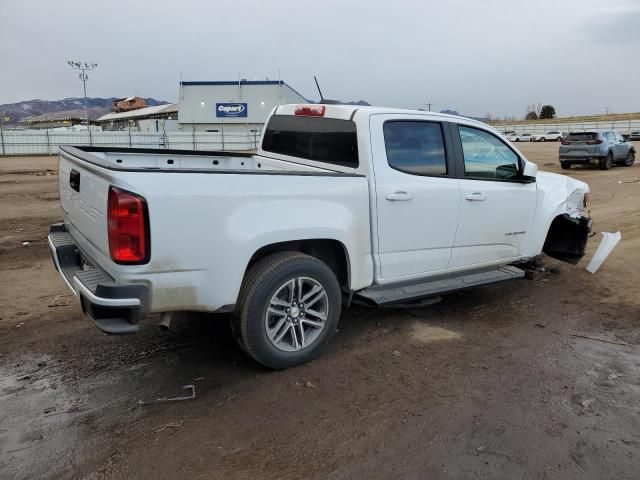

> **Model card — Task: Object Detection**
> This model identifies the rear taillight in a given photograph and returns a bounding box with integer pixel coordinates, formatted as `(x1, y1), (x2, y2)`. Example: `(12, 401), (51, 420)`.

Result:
(583, 192), (590, 208)
(108, 186), (149, 264)
(294, 105), (325, 117)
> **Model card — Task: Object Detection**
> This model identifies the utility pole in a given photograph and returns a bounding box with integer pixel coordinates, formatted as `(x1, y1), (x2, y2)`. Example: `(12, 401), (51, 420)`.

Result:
(67, 60), (98, 129)
(0, 113), (6, 156)
(605, 106), (611, 115)
(425, 101), (433, 112)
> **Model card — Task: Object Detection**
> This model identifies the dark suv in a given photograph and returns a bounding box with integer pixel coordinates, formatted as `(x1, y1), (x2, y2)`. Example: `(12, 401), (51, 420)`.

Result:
(559, 131), (636, 170)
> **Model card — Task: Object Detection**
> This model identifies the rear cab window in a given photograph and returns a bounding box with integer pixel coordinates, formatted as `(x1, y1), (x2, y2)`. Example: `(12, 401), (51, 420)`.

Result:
(262, 115), (359, 168)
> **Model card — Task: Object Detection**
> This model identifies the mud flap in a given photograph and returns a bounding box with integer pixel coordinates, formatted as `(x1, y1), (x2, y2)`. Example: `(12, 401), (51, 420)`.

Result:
(543, 214), (592, 265)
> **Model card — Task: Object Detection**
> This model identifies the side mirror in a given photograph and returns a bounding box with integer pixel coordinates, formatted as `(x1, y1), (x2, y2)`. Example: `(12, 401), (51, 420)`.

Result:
(523, 161), (537, 177)
(521, 161), (537, 182)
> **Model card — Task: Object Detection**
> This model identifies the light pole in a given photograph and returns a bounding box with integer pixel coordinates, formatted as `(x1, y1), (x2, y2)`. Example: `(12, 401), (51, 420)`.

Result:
(67, 60), (98, 129)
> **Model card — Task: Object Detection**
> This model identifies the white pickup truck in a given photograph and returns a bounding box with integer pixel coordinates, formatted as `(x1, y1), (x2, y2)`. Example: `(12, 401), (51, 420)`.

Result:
(49, 104), (592, 368)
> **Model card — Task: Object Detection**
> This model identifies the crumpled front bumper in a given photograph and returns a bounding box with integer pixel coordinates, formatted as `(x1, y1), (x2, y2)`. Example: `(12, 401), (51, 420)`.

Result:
(542, 214), (592, 265)
(48, 223), (148, 334)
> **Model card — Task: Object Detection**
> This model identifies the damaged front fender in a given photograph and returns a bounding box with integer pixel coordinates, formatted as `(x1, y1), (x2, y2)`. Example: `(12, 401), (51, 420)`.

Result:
(543, 214), (592, 264)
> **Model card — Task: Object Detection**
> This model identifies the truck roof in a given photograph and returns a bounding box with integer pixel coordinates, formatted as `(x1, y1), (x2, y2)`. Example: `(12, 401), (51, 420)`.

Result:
(273, 104), (489, 129)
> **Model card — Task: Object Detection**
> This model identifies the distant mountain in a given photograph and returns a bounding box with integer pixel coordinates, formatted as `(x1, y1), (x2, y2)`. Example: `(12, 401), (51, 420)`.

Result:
(0, 97), (168, 126)
(310, 99), (371, 106)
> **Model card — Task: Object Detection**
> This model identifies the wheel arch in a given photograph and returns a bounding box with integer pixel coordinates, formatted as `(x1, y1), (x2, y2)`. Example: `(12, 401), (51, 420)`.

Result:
(245, 239), (351, 291)
(542, 213), (591, 264)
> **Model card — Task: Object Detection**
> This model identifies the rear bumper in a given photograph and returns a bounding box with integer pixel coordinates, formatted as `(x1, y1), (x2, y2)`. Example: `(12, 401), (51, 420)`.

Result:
(559, 155), (605, 163)
(48, 223), (148, 334)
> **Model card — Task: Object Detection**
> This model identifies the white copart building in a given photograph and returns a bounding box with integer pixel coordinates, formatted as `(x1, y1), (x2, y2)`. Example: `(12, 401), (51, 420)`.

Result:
(177, 80), (309, 134)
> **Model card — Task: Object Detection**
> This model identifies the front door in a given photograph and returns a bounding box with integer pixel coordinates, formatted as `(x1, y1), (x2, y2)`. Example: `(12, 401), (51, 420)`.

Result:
(449, 124), (537, 268)
(370, 115), (460, 281)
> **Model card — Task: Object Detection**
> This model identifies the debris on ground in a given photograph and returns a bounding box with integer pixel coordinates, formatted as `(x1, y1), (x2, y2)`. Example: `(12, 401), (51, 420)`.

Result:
(152, 420), (184, 433)
(138, 385), (196, 406)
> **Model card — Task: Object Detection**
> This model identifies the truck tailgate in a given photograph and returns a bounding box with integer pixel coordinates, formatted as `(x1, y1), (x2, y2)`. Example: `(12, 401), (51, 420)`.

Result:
(58, 149), (111, 257)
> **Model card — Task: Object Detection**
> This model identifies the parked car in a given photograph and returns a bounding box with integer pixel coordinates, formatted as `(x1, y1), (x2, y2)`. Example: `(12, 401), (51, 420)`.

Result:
(502, 130), (516, 137)
(559, 131), (636, 170)
(48, 104), (592, 369)
(537, 131), (564, 142)
(628, 131), (640, 141)
(508, 133), (535, 142)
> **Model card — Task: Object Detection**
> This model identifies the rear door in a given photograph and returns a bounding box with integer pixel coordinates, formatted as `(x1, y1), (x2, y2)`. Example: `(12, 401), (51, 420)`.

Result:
(449, 124), (537, 268)
(370, 115), (460, 281)
(611, 132), (627, 159)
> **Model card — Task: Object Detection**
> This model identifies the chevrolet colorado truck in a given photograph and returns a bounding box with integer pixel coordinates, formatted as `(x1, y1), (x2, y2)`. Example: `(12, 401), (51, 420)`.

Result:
(49, 104), (592, 369)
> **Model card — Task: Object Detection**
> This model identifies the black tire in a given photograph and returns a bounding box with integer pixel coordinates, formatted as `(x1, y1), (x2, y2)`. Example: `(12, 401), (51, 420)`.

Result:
(515, 138), (520, 142)
(622, 151), (635, 167)
(560, 161), (571, 170)
(599, 152), (613, 170)
(232, 252), (341, 369)
(556, 137), (562, 142)
(540, 137), (546, 142)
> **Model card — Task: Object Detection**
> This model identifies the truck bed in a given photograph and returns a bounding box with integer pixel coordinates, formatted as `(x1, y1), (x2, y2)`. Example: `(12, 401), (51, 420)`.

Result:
(56, 144), (371, 315)
(61, 146), (335, 174)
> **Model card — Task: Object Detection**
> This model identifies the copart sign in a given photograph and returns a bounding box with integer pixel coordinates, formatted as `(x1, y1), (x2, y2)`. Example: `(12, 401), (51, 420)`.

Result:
(216, 103), (248, 118)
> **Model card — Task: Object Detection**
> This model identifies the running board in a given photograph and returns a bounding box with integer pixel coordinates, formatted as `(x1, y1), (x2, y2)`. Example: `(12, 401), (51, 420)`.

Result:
(354, 266), (525, 306)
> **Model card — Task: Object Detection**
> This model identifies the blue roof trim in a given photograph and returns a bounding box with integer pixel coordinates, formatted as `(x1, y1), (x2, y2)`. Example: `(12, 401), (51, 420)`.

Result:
(180, 80), (309, 102)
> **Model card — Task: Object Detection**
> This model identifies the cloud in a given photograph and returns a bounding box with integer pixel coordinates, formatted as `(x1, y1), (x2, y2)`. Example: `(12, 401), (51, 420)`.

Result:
(584, 8), (640, 44)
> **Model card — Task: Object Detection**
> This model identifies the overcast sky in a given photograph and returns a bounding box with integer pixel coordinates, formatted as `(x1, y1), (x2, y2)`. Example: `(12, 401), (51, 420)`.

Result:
(1, 0), (639, 117)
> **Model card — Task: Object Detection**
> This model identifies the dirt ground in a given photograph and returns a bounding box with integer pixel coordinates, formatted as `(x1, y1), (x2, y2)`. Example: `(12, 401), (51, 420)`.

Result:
(1, 143), (639, 480)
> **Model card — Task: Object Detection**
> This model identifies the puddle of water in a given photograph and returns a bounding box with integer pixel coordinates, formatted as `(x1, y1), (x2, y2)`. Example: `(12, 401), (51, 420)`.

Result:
(411, 323), (461, 343)
(0, 355), (78, 479)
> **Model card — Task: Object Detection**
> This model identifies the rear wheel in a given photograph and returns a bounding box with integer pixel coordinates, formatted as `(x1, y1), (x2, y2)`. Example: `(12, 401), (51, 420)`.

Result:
(623, 151), (635, 167)
(232, 252), (341, 369)
(540, 137), (546, 142)
(599, 152), (613, 170)
(560, 161), (571, 170)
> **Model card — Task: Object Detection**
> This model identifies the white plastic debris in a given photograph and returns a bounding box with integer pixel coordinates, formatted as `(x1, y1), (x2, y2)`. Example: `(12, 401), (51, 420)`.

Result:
(586, 231), (621, 274)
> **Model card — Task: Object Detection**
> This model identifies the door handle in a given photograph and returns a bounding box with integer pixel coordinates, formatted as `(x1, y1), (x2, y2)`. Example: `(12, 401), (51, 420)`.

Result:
(386, 191), (413, 201)
(465, 192), (486, 201)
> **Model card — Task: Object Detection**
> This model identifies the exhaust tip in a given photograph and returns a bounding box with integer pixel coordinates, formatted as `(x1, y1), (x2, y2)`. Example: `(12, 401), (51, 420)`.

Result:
(158, 313), (172, 331)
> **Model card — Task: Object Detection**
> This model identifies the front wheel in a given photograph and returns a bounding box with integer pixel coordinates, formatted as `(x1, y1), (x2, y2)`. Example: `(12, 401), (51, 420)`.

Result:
(232, 252), (342, 369)
(623, 151), (635, 167)
(540, 137), (546, 142)
(560, 161), (571, 170)
(599, 152), (613, 170)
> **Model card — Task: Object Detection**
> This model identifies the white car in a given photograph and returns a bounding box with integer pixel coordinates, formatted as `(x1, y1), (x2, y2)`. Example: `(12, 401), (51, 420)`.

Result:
(49, 104), (592, 369)
(508, 133), (536, 142)
(537, 131), (564, 142)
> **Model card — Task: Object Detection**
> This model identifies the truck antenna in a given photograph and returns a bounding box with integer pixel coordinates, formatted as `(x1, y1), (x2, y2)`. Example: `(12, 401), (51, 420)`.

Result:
(314, 76), (325, 103)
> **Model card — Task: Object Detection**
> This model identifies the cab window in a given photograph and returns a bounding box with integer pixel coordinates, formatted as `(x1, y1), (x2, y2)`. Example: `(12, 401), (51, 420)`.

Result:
(458, 126), (520, 179)
(383, 121), (447, 176)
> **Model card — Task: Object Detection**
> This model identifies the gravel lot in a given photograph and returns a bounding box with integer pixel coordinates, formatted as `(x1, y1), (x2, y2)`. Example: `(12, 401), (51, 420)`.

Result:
(1, 143), (639, 479)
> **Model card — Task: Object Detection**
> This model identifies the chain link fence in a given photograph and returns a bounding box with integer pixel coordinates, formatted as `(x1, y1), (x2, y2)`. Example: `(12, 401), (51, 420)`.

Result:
(0, 129), (261, 156)
(488, 118), (640, 136)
